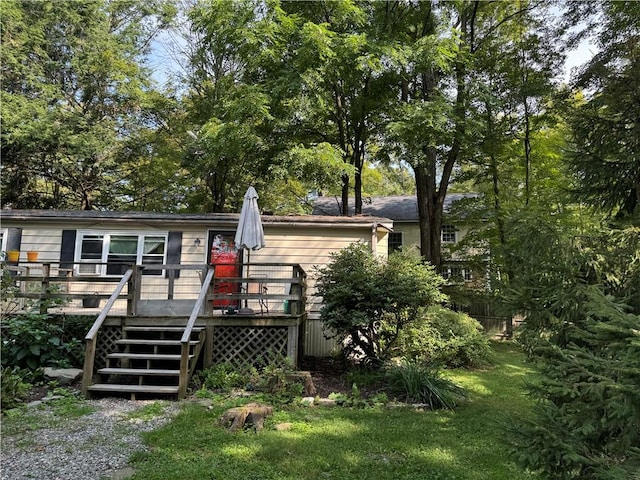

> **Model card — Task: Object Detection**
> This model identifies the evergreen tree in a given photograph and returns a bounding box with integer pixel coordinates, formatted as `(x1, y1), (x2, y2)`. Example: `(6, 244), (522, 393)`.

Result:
(565, 1), (640, 220)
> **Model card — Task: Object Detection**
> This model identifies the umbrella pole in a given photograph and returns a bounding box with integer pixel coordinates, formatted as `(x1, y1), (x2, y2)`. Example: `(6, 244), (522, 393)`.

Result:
(244, 250), (250, 309)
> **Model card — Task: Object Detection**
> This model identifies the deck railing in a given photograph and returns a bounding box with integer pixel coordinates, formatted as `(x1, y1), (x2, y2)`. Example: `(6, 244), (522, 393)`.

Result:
(179, 267), (214, 398)
(1, 261), (307, 317)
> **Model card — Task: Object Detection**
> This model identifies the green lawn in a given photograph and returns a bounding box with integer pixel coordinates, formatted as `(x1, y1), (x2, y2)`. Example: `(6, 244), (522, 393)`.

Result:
(130, 342), (539, 480)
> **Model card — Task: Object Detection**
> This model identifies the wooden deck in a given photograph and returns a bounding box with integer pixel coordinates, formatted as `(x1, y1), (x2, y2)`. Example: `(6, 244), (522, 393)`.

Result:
(2, 261), (307, 399)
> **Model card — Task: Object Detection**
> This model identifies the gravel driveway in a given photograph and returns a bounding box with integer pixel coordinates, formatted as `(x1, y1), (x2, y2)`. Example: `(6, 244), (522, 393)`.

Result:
(1, 398), (181, 480)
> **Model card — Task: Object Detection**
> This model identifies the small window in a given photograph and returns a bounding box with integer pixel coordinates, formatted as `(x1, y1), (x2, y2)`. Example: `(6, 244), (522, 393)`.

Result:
(442, 224), (456, 243)
(388, 232), (403, 253)
(107, 235), (138, 275)
(463, 269), (473, 282)
(79, 234), (104, 275)
(442, 265), (473, 282)
(443, 266), (461, 280)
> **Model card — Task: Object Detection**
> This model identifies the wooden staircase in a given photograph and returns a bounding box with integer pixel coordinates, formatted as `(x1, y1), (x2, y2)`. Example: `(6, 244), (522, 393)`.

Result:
(86, 326), (206, 400)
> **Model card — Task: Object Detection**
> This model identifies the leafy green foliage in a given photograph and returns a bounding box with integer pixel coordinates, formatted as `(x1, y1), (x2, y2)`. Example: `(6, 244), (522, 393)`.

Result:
(0, 367), (30, 410)
(327, 384), (387, 409)
(315, 243), (446, 366)
(0, 0), (176, 210)
(565, 0), (640, 219)
(1, 313), (83, 370)
(191, 353), (302, 403)
(396, 306), (492, 368)
(385, 360), (466, 410)
(194, 363), (252, 392)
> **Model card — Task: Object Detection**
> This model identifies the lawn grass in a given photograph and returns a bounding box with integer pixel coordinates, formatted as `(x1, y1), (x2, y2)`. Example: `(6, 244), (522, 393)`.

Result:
(130, 341), (539, 480)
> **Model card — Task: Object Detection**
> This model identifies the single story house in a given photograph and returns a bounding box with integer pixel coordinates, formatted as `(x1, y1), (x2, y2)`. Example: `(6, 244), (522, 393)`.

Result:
(1, 210), (393, 398)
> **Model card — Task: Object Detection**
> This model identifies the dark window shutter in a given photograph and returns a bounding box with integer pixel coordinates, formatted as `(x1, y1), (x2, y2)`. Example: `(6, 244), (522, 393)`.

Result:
(60, 230), (77, 269)
(166, 231), (182, 279)
(7, 228), (22, 264)
(6, 228), (22, 252)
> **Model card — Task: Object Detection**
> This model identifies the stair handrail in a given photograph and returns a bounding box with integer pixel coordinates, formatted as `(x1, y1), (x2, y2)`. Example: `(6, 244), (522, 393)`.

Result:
(82, 268), (134, 397)
(178, 266), (214, 398)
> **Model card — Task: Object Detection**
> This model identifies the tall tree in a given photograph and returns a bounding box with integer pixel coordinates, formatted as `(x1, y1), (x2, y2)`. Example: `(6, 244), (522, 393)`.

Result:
(273, 0), (394, 215)
(1, 0), (176, 210)
(384, 1), (560, 268)
(179, 0), (270, 212)
(565, 1), (640, 220)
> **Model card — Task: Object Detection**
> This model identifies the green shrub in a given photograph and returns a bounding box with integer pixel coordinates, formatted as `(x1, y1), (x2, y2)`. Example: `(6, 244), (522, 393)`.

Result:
(1, 313), (83, 370)
(194, 363), (254, 391)
(315, 244), (446, 366)
(192, 354), (301, 402)
(385, 360), (465, 409)
(396, 305), (492, 368)
(1, 366), (31, 410)
(510, 287), (640, 479)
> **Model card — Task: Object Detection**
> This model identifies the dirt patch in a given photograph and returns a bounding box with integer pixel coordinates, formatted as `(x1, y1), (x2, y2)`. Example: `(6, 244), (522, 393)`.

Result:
(24, 380), (82, 404)
(309, 371), (351, 398)
(302, 357), (386, 399)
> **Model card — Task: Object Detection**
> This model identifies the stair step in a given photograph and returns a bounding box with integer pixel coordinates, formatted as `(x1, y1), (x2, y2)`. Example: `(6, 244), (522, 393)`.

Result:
(98, 368), (180, 376)
(123, 326), (202, 333)
(87, 384), (180, 394)
(107, 353), (191, 361)
(116, 339), (198, 346)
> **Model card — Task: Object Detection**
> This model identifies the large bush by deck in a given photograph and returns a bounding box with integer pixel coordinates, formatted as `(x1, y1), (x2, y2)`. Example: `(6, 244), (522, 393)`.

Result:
(315, 244), (447, 366)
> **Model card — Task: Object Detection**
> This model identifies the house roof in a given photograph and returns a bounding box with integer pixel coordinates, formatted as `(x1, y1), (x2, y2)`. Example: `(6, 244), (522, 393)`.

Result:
(0, 209), (393, 229)
(312, 194), (477, 221)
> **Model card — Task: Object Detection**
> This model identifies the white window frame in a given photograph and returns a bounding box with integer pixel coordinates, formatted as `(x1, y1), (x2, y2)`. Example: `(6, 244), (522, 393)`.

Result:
(442, 224), (457, 243)
(0, 228), (7, 254)
(388, 231), (403, 253)
(75, 231), (168, 277)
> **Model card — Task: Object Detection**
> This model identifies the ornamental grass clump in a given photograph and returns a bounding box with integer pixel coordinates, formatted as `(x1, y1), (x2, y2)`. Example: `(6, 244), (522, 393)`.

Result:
(385, 360), (466, 410)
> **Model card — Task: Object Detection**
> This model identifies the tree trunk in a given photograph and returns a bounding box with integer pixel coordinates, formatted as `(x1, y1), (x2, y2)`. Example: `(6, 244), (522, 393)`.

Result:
(341, 173), (349, 215)
(414, 152), (443, 268)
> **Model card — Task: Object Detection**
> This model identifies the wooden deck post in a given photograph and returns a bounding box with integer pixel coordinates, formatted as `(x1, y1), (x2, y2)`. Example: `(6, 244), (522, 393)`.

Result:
(39, 263), (51, 314)
(287, 325), (298, 367)
(204, 325), (214, 368)
(127, 265), (141, 316)
(81, 338), (96, 398)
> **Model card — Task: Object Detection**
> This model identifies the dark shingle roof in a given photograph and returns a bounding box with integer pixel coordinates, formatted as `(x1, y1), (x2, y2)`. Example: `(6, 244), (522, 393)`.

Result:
(312, 194), (476, 221)
(0, 209), (393, 227)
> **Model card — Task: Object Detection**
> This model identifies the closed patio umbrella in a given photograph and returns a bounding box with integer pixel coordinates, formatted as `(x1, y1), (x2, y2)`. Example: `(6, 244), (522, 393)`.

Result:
(235, 186), (265, 313)
(234, 186), (265, 252)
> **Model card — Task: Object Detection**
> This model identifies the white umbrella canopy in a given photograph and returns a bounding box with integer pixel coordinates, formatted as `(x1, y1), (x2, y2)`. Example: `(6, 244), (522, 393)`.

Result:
(234, 186), (265, 252)
(234, 186), (265, 314)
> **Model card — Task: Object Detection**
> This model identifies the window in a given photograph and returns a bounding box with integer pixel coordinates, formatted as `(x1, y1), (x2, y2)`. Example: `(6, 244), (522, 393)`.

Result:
(77, 232), (167, 276)
(388, 232), (403, 254)
(442, 224), (456, 243)
(463, 269), (473, 282)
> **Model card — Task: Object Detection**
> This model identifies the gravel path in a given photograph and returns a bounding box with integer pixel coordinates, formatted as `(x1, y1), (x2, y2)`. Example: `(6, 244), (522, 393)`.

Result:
(1, 398), (182, 480)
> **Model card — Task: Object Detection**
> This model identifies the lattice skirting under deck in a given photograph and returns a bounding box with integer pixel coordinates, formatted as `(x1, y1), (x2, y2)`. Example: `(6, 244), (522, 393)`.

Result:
(95, 325), (122, 370)
(212, 326), (288, 366)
